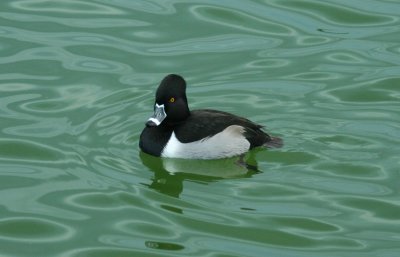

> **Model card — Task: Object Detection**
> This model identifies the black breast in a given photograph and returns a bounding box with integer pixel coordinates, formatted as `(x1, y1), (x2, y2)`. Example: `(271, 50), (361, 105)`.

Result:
(139, 126), (173, 156)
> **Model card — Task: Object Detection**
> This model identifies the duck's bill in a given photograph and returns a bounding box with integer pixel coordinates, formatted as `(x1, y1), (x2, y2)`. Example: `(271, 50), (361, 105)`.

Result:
(146, 103), (166, 127)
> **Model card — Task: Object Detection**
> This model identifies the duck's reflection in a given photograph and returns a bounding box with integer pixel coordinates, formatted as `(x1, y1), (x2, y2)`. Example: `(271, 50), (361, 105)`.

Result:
(139, 150), (261, 198)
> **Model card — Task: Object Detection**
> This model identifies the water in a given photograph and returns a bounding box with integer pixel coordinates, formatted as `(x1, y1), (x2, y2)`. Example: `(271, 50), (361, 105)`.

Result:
(1, 0), (399, 256)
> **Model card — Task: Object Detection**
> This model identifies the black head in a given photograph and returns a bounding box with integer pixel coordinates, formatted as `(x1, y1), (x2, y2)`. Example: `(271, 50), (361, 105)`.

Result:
(146, 74), (190, 127)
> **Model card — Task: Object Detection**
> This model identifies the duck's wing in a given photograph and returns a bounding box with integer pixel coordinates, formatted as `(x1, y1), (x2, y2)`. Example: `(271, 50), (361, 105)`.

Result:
(174, 109), (281, 148)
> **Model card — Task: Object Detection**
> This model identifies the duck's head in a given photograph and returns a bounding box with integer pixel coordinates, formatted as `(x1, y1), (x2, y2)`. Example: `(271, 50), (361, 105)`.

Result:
(146, 74), (190, 127)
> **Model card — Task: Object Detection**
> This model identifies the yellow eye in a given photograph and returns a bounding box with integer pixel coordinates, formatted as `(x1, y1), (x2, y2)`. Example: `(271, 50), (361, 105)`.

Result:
(169, 97), (175, 103)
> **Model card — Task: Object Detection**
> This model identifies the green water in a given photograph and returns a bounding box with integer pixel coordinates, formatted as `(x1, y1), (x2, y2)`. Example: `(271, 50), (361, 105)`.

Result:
(1, 0), (399, 256)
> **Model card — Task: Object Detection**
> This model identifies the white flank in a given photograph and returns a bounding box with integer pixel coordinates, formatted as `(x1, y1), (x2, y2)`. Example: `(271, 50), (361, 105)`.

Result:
(161, 125), (250, 159)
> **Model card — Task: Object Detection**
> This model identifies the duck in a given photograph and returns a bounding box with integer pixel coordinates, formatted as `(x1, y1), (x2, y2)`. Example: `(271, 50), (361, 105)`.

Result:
(139, 74), (282, 159)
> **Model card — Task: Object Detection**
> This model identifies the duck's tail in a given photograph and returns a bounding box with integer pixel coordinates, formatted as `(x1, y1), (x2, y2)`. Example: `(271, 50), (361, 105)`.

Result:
(264, 136), (283, 148)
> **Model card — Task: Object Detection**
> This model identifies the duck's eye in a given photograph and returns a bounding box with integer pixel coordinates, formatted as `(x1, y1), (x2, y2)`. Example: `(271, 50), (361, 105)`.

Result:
(169, 97), (175, 103)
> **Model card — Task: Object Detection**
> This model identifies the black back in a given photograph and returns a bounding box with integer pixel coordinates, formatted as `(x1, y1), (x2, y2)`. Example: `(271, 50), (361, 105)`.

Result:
(174, 109), (272, 148)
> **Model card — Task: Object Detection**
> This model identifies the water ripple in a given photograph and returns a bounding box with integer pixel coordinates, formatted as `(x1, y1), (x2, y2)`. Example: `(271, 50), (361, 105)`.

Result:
(60, 246), (183, 257)
(0, 138), (83, 164)
(0, 46), (132, 73)
(10, 0), (125, 15)
(331, 196), (400, 222)
(104, 0), (177, 14)
(4, 119), (68, 138)
(147, 34), (281, 54)
(191, 5), (296, 36)
(269, 0), (397, 26)
(0, 216), (74, 243)
(323, 77), (400, 103)
(0, 12), (149, 28)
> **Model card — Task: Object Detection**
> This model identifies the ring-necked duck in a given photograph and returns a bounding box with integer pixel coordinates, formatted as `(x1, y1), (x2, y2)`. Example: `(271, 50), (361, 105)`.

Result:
(139, 74), (282, 159)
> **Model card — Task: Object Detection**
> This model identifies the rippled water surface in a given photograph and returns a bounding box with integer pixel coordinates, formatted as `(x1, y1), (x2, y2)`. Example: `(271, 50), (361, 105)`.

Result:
(1, 0), (400, 256)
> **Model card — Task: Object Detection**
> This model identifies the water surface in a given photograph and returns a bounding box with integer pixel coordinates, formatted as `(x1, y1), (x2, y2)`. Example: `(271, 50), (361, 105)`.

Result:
(1, 0), (400, 256)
